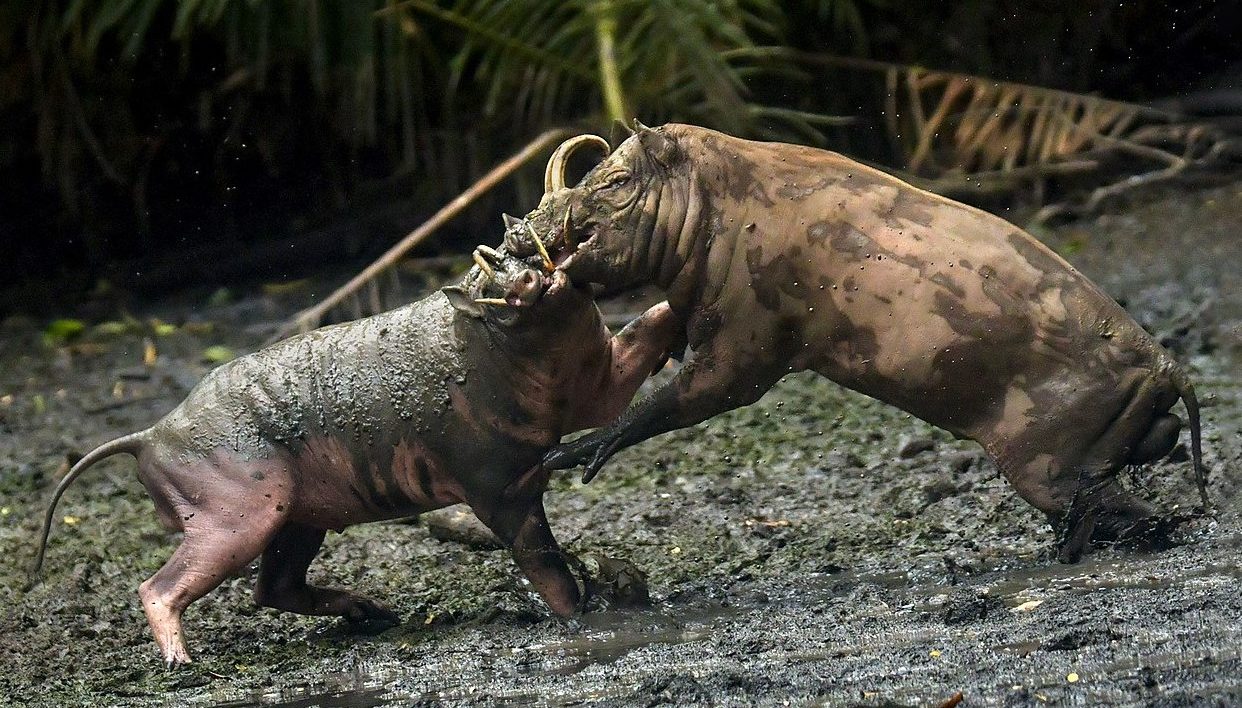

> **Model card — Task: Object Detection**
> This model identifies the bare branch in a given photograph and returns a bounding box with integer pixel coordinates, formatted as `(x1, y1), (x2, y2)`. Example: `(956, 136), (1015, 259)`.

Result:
(274, 127), (575, 341)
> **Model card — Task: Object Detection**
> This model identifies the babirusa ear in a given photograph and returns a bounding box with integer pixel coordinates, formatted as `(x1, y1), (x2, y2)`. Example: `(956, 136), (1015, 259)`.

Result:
(609, 119), (635, 150)
(632, 118), (651, 133)
(635, 123), (680, 168)
(442, 286), (484, 318)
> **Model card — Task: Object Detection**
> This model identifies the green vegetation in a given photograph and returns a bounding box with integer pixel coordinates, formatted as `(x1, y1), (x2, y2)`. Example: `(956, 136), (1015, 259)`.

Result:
(0, 2), (1228, 297)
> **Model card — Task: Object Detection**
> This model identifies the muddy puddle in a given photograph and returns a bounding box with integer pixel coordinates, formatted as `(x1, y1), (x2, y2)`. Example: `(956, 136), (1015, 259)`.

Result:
(2, 180), (1241, 706)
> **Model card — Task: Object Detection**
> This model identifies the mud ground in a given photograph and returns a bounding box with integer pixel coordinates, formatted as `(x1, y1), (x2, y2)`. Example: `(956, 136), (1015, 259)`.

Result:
(1, 180), (1239, 707)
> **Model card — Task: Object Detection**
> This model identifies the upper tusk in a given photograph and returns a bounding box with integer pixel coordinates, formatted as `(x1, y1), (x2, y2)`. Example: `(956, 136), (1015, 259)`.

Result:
(473, 298), (509, 306)
(524, 222), (555, 273)
(472, 251), (495, 278)
(544, 134), (610, 193)
(476, 244), (503, 263)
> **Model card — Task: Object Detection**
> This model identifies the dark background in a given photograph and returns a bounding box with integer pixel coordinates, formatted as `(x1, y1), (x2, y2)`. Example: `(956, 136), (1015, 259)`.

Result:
(1, 0), (1237, 314)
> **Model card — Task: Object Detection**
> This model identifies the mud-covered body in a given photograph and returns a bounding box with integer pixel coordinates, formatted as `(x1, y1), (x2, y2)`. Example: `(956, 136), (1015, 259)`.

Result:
(520, 123), (1206, 560)
(33, 251), (677, 664)
(152, 294), (570, 530)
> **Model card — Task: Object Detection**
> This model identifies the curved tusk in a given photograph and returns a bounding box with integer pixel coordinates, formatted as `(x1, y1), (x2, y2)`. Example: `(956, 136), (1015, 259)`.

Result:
(524, 222), (555, 273)
(472, 251), (495, 279)
(473, 298), (509, 306)
(544, 134), (610, 193)
(561, 207), (576, 249)
(477, 244), (503, 263)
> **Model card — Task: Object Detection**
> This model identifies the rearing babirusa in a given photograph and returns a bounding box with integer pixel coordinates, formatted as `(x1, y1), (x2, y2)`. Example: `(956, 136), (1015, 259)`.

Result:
(510, 122), (1208, 563)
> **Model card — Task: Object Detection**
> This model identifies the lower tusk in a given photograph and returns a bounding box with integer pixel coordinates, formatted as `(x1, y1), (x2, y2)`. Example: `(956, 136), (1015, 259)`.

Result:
(477, 244), (503, 262)
(525, 222), (555, 272)
(561, 208), (576, 249)
(472, 252), (495, 278)
(473, 298), (509, 306)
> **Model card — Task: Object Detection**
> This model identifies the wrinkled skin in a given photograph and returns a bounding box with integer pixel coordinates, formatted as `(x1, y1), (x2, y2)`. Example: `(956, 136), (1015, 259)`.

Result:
(515, 123), (1208, 562)
(31, 247), (677, 665)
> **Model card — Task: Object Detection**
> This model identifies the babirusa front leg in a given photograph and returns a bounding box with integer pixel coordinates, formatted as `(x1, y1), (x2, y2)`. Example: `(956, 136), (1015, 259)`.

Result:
(570, 301), (682, 430)
(475, 465), (582, 616)
(546, 345), (782, 481)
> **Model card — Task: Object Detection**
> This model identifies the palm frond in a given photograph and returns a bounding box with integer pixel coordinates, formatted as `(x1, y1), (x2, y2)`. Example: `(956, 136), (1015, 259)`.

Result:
(27, 0), (451, 203)
(726, 47), (1239, 218)
(732, 49), (1180, 175)
(396, 0), (788, 132)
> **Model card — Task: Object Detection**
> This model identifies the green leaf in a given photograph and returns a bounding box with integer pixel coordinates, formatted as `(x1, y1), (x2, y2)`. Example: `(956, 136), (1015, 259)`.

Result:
(43, 318), (87, 345)
(202, 345), (235, 364)
(149, 319), (177, 337)
(92, 321), (134, 336)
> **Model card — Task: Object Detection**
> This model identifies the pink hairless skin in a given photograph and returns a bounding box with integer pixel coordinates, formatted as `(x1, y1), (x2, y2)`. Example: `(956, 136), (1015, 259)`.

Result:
(30, 236), (678, 666)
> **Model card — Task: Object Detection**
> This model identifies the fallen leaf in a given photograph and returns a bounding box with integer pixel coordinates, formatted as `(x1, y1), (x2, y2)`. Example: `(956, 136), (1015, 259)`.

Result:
(937, 691), (964, 708)
(93, 321), (133, 336)
(1011, 599), (1044, 613)
(150, 319), (177, 337)
(202, 346), (235, 364)
(43, 318), (86, 346)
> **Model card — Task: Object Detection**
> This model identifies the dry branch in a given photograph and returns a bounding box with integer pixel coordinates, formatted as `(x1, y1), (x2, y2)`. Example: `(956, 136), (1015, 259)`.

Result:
(273, 127), (575, 341)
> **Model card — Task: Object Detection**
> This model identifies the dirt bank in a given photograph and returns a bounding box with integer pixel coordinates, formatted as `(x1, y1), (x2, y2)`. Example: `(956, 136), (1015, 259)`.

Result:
(1, 180), (1239, 706)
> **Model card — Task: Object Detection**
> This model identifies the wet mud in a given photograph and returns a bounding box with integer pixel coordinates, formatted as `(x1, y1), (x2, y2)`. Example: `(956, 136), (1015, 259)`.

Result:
(1, 181), (1240, 706)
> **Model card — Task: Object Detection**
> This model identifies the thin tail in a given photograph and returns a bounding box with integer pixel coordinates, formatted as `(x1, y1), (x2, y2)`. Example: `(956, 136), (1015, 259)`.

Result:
(26, 431), (148, 588)
(1170, 367), (1209, 509)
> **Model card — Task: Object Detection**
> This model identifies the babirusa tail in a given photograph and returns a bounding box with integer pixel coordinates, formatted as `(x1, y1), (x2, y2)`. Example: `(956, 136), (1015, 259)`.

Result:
(26, 431), (147, 588)
(1171, 368), (1209, 509)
